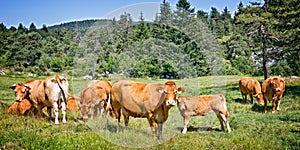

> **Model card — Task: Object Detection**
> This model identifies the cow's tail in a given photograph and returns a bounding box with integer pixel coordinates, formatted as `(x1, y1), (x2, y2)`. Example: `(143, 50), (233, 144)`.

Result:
(55, 75), (68, 106)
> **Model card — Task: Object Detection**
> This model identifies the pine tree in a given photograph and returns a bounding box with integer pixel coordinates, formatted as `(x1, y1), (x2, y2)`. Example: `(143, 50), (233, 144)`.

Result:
(236, 1), (279, 79)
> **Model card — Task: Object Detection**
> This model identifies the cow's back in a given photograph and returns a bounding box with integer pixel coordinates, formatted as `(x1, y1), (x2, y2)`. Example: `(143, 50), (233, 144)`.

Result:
(111, 80), (164, 115)
(239, 77), (260, 94)
(178, 94), (226, 116)
(80, 87), (99, 105)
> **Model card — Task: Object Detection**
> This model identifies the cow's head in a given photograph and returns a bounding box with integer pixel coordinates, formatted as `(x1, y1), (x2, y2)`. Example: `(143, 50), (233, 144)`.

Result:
(9, 83), (31, 102)
(254, 93), (264, 105)
(80, 102), (89, 121)
(270, 77), (284, 93)
(158, 81), (185, 107)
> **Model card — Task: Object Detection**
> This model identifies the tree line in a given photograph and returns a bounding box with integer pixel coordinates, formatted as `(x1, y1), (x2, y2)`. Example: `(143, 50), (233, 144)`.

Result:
(0, 0), (299, 79)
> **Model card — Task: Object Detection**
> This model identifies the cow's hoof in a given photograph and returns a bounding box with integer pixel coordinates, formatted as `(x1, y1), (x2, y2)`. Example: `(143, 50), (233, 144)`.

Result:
(272, 111), (275, 114)
(181, 129), (187, 134)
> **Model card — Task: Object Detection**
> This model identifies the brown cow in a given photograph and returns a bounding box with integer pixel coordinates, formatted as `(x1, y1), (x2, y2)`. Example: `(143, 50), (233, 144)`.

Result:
(66, 96), (79, 111)
(177, 94), (231, 134)
(262, 76), (285, 113)
(239, 77), (264, 105)
(9, 74), (69, 124)
(111, 80), (184, 140)
(8, 99), (33, 115)
(86, 80), (112, 113)
(79, 86), (108, 121)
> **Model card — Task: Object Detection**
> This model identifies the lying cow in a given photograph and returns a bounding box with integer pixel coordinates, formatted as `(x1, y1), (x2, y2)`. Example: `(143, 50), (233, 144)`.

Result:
(8, 99), (33, 115)
(111, 80), (184, 140)
(177, 94), (231, 134)
(80, 86), (108, 121)
(10, 74), (69, 124)
(262, 76), (285, 113)
(239, 77), (264, 105)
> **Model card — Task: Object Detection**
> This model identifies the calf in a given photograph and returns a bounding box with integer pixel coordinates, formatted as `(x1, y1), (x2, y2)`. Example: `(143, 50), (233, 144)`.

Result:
(177, 94), (231, 134)
(239, 77), (264, 105)
(85, 80), (112, 114)
(66, 97), (79, 111)
(8, 99), (33, 115)
(262, 76), (285, 113)
(79, 86), (108, 121)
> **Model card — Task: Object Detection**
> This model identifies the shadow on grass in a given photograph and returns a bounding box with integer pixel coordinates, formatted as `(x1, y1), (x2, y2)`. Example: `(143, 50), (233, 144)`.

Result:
(234, 98), (245, 104)
(251, 103), (264, 113)
(176, 126), (222, 133)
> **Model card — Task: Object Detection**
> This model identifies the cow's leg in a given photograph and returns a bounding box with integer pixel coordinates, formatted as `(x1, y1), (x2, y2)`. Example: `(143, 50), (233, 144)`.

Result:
(244, 94), (248, 103)
(217, 113), (225, 132)
(90, 104), (96, 119)
(53, 102), (59, 124)
(157, 123), (163, 140)
(263, 98), (267, 113)
(241, 92), (245, 102)
(147, 113), (157, 138)
(61, 101), (67, 123)
(271, 99), (276, 113)
(122, 109), (129, 128)
(250, 95), (254, 104)
(276, 98), (281, 111)
(219, 113), (231, 133)
(47, 106), (52, 122)
(182, 115), (190, 134)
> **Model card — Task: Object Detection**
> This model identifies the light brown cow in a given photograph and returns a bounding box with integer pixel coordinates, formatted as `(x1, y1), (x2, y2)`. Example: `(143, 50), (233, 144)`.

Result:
(111, 80), (184, 140)
(177, 94), (231, 134)
(8, 99), (33, 115)
(86, 80), (112, 112)
(10, 75), (69, 124)
(66, 97), (79, 111)
(80, 86), (108, 121)
(239, 77), (264, 105)
(262, 76), (285, 113)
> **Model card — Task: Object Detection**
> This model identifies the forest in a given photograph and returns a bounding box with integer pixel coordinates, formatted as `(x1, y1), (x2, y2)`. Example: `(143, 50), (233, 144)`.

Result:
(0, 0), (299, 79)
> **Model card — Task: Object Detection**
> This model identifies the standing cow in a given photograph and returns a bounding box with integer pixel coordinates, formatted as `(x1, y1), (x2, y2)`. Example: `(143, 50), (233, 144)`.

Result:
(177, 94), (231, 134)
(262, 76), (285, 113)
(85, 80), (112, 113)
(10, 74), (69, 124)
(239, 77), (264, 105)
(111, 80), (184, 140)
(79, 86), (108, 121)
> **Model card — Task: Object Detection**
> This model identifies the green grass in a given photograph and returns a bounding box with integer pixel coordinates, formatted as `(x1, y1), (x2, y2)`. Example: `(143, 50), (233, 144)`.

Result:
(0, 75), (299, 149)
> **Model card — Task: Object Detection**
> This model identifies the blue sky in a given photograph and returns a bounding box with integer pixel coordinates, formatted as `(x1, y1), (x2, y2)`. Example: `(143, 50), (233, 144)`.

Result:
(0, 0), (252, 28)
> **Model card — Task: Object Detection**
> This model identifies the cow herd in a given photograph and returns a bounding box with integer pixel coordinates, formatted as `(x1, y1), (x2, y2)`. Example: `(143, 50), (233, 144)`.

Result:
(8, 75), (285, 139)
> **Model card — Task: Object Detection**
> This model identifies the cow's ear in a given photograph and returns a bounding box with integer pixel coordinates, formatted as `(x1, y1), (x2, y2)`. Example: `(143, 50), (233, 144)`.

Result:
(24, 84), (31, 91)
(9, 84), (16, 90)
(176, 87), (185, 94)
(156, 87), (165, 94)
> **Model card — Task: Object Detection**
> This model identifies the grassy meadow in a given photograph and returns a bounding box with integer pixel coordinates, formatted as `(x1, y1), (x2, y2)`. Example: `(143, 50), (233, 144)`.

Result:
(0, 75), (299, 149)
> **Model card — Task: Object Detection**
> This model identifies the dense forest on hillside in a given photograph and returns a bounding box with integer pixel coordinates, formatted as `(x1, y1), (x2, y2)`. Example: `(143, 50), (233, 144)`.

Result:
(0, 0), (299, 79)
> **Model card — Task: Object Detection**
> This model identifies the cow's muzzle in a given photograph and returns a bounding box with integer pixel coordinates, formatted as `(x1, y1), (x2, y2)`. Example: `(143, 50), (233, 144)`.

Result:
(166, 100), (176, 106)
(275, 88), (281, 92)
(15, 98), (22, 102)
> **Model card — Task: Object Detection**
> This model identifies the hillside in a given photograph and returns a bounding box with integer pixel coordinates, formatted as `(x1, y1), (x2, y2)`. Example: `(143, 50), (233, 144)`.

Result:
(47, 19), (112, 33)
